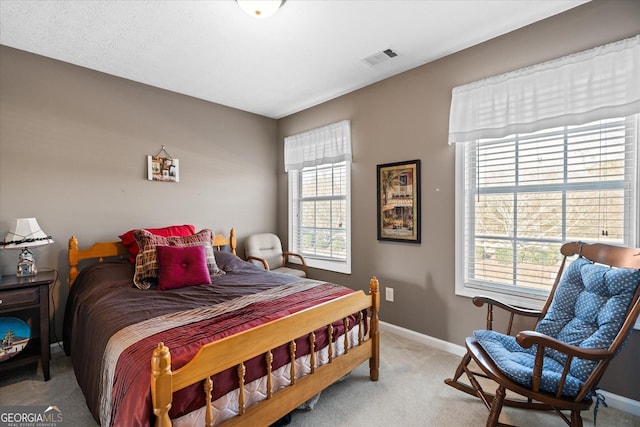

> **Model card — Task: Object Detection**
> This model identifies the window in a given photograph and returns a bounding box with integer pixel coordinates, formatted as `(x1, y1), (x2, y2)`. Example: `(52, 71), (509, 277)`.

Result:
(449, 36), (639, 309)
(284, 120), (352, 274)
(455, 116), (638, 307)
(289, 162), (351, 273)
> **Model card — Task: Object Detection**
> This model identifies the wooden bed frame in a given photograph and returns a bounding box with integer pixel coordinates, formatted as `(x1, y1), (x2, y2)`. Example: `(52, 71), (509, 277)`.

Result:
(67, 228), (380, 427)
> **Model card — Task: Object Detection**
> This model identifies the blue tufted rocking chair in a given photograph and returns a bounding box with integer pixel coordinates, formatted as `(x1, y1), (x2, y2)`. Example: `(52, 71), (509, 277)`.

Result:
(445, 242), (640, 427)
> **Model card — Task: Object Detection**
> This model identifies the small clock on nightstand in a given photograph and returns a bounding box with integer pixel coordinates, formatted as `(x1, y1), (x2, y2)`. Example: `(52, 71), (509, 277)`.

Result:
(17, 248), (37, 277)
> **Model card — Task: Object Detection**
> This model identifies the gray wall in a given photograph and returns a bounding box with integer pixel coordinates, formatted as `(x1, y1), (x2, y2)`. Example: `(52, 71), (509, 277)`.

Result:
(0, 46), (278, 340)
(277, 0), (640, 400)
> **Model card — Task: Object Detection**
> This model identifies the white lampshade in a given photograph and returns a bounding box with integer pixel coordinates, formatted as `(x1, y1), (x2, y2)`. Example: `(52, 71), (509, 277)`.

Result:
(2, 218), (54, 249)
(236, 0), (285, 19)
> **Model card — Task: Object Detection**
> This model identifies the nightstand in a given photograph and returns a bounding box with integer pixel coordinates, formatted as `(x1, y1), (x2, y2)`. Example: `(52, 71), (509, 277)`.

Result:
(0, 270), (55, 381)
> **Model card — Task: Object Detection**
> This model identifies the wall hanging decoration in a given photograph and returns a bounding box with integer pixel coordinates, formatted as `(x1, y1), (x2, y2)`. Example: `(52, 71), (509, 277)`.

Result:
(377, 159), (421, 243)
(147, 146), (179, 182)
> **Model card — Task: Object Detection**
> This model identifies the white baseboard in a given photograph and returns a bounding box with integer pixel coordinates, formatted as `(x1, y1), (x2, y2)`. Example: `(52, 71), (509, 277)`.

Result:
(598, 390), (640, 417)
(379, 321), (640, 417)
(380, 321), (467, 357)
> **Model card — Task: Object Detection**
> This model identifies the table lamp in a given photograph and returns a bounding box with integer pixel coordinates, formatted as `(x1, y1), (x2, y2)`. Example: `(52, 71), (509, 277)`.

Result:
(1, 218), (54, 277)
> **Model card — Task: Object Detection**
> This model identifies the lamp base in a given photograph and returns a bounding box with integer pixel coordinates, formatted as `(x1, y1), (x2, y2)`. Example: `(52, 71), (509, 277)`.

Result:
(16, 268), (37, 277)
(16, 248), (37, 277)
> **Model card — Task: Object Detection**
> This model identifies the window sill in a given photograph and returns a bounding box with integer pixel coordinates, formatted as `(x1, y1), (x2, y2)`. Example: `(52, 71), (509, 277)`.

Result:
(456, 285), (547, 311)
(300, 258), (351, 275)
(456, 285), (640, 331)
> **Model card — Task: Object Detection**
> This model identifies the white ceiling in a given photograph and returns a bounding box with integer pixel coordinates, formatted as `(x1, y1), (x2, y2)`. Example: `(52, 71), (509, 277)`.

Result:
(0, 0), (588, 119)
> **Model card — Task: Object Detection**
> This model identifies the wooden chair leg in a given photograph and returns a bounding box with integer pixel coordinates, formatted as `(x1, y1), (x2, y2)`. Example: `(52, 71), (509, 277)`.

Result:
(444, 352), (473, 392)
(570, 410), (583, 427)
(486, 385), (506, 427)
(464, 363), (492, 411)
(452, 352), (471, 382)
(445, 352), (496, 409)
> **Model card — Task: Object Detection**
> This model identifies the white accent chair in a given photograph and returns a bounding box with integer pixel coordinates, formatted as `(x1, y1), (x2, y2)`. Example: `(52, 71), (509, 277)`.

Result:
(244, 233), (308, 278)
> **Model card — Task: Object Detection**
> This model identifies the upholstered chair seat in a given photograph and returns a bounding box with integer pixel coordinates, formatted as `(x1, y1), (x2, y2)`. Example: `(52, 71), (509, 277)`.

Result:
(244, 233), (308, 278)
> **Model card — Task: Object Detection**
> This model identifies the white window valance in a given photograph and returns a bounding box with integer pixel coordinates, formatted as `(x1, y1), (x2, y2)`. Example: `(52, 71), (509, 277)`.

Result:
(448, 35), (640, 144)
(284, 120), (352, 172)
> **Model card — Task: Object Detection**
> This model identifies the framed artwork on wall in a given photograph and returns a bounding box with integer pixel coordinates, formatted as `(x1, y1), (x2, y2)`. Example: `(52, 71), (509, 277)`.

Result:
(147, 146), (179, 182)
(377, 159), (421, 243)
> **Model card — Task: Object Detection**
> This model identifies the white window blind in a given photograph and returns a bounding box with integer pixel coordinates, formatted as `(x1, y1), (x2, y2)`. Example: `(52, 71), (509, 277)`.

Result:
(456, 115), (638, 305)
(289, 162), (350, 272)
(286, 121), (352, 274)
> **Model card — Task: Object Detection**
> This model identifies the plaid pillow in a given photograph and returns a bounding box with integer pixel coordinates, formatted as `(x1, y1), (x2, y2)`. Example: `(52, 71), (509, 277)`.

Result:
(132, 229), (224, 289)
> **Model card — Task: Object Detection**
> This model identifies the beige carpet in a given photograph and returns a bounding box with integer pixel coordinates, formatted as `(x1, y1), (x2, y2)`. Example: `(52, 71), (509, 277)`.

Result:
(1, 332), (638, 426)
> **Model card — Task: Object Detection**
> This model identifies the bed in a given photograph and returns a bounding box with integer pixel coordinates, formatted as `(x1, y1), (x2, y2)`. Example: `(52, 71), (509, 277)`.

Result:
(63, 228), (380, 427)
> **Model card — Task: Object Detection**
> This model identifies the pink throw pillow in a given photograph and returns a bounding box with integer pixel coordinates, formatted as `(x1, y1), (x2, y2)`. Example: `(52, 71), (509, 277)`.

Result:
(156, 245), (212, 291)
(119, 224), (196, 263)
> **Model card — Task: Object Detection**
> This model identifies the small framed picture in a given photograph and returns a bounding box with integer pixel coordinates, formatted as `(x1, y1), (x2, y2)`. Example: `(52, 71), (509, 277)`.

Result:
(377, 159), (421, 243)
(147, 155), (179, 182)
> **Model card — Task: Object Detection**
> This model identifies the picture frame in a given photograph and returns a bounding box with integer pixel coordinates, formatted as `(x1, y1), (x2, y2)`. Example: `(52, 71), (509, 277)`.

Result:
(377, 159), (421, 243)
(147, 155), (179, 182)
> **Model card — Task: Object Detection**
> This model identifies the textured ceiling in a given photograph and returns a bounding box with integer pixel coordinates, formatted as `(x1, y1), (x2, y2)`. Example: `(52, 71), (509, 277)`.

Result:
(0, 0), (588, 119)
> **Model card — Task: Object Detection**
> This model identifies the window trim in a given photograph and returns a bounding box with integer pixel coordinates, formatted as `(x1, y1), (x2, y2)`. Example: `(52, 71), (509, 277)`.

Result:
(454, 118), (639, 314)
(288, 162), (352, 275)
(452, 146), (549, 307)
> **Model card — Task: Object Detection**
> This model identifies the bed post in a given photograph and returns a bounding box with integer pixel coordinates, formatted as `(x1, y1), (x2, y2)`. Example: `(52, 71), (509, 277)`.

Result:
(151, 342), (173, 427)
(369, 276), (380, 381)
(229, 228), (237, 255)
(69, 236), (79, 286)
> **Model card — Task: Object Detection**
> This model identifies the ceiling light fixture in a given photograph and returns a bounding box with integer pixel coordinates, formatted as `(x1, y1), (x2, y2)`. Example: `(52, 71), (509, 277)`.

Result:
(236, 0), (286, 19)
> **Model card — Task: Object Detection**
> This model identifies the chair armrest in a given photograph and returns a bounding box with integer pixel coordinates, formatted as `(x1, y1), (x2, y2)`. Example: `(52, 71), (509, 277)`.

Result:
(472, 296), (542, 318)
(246, 255), (269, 270)
(283, 251), (308, 276)
(516, 330), (611, 361)
(472, 296), (543, 334)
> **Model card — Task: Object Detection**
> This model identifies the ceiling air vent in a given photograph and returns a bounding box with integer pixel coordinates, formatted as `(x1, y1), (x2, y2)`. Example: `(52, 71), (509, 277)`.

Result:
(362, 48), (398, 67)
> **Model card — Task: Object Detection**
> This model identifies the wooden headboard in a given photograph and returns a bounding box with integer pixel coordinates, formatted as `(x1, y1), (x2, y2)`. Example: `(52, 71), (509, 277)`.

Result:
(68, 228), (237, 286)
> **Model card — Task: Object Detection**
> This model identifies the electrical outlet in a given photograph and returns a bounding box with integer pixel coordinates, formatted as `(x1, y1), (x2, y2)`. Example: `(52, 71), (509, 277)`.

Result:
(385, 287), (394, 302)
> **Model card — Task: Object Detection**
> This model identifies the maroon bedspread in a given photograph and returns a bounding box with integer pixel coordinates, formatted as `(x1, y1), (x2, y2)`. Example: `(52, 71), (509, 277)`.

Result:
(63, 251), (360, 426)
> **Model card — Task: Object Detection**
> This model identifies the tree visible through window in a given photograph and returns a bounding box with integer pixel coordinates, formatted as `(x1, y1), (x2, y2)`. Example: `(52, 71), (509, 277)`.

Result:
(458, 116), (638, 302)
(289, 161), (351, 273)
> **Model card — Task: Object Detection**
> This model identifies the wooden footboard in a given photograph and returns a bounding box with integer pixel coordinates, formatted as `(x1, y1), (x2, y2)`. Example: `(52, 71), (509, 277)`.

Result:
(152, 277), (380, 427)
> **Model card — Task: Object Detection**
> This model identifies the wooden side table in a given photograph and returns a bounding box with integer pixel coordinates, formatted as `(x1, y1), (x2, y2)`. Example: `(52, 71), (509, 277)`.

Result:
(0, 270), (55, 381)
